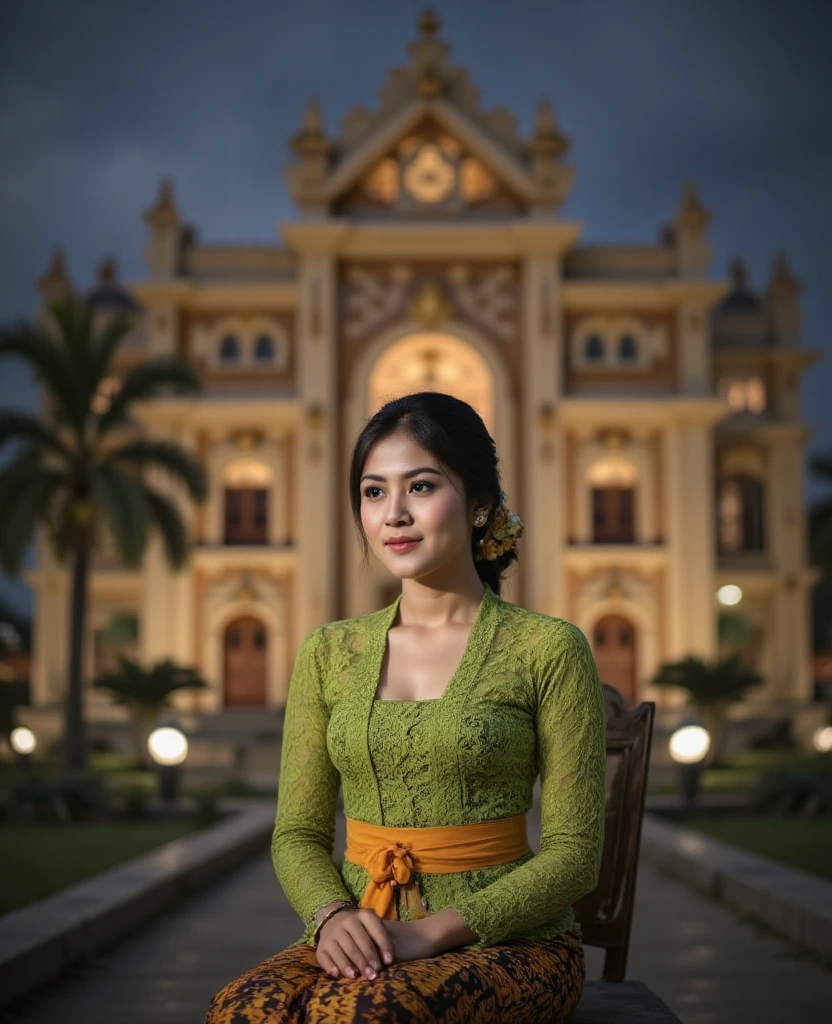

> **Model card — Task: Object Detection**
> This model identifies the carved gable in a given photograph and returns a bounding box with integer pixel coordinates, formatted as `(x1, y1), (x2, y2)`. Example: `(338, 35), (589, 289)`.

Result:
(285, 12), (573, 217)
(335, 120), (526, 218)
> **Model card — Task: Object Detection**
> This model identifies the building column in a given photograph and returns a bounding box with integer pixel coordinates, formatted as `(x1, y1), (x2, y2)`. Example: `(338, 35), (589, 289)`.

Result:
(294, 252), (339, 642)
(768, 437), (812, 705)
(680, 422), (716, 656)
(676, 304), (711, 395)
(521, 255), (562, 615)
(662, 425), (686, 660)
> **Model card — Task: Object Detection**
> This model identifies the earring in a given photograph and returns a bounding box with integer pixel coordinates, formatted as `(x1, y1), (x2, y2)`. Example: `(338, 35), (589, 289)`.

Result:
(474, 512), (488, 527)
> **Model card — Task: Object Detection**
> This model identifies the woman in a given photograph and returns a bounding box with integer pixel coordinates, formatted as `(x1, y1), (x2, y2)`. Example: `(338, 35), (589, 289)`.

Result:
(205, 391), (606, 1023)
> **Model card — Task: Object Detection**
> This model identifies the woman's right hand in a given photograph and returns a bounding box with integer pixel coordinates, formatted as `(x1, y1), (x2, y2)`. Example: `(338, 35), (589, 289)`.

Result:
(315, 907), (395, 981)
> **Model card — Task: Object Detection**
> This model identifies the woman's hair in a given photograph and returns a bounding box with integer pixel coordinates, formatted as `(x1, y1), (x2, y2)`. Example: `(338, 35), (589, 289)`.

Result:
(348, 391), (518, 596)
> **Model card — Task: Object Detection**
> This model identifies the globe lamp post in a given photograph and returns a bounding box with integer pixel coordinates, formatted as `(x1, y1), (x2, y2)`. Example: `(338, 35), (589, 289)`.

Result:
(669, 723), (711, 807)
(10, 726), (37, 759)
(147, 726), (188, 804)
(813, 726), (832, 755)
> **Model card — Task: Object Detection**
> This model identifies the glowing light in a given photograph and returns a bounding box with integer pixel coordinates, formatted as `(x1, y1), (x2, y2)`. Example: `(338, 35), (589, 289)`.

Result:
(669, 725), (711, 764)
(717, 585), (743, 606)
(147, 727), (188, 766)
(10, 726), (37, 755)
(813, 726), (832, 754)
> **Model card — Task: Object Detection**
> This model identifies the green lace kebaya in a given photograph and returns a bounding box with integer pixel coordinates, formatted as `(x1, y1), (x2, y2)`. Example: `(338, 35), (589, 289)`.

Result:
(272, 582), (607, 951)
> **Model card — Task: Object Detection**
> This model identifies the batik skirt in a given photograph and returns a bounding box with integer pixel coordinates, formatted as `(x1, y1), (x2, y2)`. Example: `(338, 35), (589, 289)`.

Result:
(204, 927), (585, 1024)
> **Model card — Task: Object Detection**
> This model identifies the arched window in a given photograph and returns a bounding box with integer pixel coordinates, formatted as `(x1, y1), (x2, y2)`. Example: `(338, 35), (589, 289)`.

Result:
(254, 334), (274, 363)
(717, 475), (765, 553)
(619, 334), (637, 362)
(585, 334), (604, 362)
(220, 334), (239, 363)
(718, 376), (766, 413)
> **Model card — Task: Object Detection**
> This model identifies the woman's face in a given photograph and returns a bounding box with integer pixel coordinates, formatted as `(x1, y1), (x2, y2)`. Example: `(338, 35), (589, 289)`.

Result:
(359, 429), (482, 582)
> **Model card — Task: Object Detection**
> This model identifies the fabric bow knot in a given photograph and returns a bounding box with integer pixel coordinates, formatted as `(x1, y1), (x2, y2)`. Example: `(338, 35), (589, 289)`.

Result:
(360, 842), (416, 919)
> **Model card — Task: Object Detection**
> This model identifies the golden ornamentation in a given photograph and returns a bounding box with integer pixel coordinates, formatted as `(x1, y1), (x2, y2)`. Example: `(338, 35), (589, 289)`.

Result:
(476, 493), (525, 562)
(407, 281), (452, 329)
(403, 143), (455, 203)
(236, 573), (257, 603)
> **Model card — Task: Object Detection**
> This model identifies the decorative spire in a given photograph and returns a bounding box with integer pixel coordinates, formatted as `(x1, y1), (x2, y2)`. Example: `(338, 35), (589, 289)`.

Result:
(729, 257), (749, 291)
(97, 256), (118, 288)
(142, 178), (185, 278)
(418, 8), (440, 38)
(672, 181), (712, 277)
(290, 97), (330, 156)
(764, 251), (801, 347)
(674, 180), (711, 232)
(407, 7), (450, 98)
(529, 98), (569, 157)
(766, 250), (801, 303)
(37, 247), (73, 303)
(143, 178), (180, 229)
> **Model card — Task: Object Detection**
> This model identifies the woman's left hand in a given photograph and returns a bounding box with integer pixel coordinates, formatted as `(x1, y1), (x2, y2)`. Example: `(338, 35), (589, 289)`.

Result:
(379, 918), (441, 963)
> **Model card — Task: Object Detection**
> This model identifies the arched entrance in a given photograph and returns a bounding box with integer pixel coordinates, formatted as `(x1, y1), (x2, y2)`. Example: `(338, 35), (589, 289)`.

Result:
(344, 321), (517, 616)
(591, 613), (637, 705)
(368, 330), (495, 431)
(223, 615), (267, 707)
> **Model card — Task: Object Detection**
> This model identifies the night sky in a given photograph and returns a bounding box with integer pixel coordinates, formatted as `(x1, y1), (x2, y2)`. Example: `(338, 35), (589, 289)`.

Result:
(1, 0), (830, 616)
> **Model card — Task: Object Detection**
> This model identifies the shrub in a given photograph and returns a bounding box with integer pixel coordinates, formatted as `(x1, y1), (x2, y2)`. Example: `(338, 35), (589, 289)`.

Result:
(193, 790), (222, 827)
(751, 759), (832, 816)
(121, 785), (150, 821)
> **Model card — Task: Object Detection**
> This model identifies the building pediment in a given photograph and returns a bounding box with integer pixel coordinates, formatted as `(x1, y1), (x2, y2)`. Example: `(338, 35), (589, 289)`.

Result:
(285, 11), (573, 217)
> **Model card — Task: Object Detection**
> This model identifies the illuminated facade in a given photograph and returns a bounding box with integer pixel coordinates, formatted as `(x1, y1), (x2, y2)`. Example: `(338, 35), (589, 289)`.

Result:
(27, 13), (820, 732)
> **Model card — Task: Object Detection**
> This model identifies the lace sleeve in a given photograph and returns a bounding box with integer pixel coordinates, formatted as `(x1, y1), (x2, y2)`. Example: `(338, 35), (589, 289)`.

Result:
(271, 627), (353, 933)
(449, 620), (607, 949)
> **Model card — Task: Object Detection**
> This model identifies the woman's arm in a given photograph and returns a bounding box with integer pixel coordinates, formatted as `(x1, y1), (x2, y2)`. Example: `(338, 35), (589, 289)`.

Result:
(433, 620), (607, 950)
(271, 628), (354, 934)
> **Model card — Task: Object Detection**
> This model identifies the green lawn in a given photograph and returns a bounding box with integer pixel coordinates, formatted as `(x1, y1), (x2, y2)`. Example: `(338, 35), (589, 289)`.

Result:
(0, 820), (202, 915)
(682, 815), (832, 883)
(647, 748), (820, 796)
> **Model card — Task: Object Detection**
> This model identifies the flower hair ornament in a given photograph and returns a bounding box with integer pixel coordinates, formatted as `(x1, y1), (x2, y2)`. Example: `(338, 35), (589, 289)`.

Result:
(474, 494), (525, 561)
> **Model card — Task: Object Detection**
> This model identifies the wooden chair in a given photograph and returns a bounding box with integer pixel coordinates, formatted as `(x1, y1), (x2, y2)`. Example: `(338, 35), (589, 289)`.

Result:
(572, 684), (656, 983)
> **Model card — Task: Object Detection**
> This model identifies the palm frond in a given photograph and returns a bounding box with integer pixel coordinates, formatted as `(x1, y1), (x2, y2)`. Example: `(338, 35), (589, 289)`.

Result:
(90, 464), (149, 566)
(0, 466), (67, 576)
(49, 300), (94, 388)
(651, 653), (763, 704)
(93, 654), (207, 708)
(0, 321), (86, 432)
(95, 356), (202, 437)
(0, 410), (74, 462)
(104, 438), (208, 502)
(142, 483), (190, 570)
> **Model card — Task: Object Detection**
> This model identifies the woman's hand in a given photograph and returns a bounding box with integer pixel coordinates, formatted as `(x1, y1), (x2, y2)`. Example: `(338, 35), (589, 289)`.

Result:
(315, 908), (395, 981)
(379, 918), (441, 963)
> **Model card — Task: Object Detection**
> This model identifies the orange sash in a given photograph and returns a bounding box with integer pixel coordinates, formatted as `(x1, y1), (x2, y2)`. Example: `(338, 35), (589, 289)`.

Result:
(344, 814), (530, 921)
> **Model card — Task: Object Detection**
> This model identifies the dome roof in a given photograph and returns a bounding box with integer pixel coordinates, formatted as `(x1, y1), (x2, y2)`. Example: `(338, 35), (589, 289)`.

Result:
(84, 258), (142, 312)
(713, 258), (762, 315)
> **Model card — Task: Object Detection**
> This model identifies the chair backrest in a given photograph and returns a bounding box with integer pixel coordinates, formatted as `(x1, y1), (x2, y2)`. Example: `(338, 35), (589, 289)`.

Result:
(572, 685), (655, 983)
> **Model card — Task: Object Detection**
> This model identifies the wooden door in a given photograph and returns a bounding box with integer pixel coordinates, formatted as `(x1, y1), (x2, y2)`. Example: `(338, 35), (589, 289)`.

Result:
(224, 488), (268, 544)
(223, 616), (267, 707)
(592, 487), (634, 544)
(591, 614), (637, 705)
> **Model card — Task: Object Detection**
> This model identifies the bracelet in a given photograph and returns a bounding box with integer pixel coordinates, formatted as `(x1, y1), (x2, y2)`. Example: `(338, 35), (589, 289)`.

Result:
(309, 901), (354, 946)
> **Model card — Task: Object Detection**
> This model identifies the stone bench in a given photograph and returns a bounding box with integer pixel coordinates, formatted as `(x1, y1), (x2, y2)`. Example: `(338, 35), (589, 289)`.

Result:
(575, 980), (683, 1022)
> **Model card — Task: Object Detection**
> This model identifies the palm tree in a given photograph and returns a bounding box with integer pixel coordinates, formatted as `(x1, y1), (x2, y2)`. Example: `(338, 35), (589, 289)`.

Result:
(93, 655), (208, 768)
(0, 298), (208, 772)
(808, 450), (832, 576)
(650, 654), (763, 767)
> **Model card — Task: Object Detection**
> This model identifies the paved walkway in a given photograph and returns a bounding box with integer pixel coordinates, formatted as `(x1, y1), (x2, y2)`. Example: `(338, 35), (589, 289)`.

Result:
(6, 805), (832, 1023)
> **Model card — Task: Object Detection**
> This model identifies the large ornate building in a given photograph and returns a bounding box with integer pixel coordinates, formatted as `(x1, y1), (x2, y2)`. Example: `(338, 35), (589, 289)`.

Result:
(27, 12), (820, 732)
